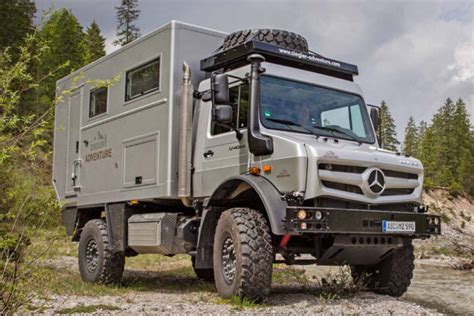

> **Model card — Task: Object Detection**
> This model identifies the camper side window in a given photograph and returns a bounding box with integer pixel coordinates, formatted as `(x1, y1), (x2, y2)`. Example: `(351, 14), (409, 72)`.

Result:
(211, 83), (249, 135)
(126, 58), (160, 101)
(89, 87), (108, 118)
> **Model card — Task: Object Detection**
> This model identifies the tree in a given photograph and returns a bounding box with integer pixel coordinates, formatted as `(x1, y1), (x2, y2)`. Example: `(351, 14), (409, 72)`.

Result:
(403, 116), (418, 157)
(113, 0), (141, 47)
(37, 9), (86, 110)
(84, 21), (106, 64)
(0, 0), (36, 58)
(379, 101), (399, 151)
(416, 98), (474, 195)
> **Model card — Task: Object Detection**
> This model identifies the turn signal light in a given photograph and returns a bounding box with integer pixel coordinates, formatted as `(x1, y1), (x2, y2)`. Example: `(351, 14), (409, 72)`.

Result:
(249, 166), (261, 175)
(263, 165), (272, 173)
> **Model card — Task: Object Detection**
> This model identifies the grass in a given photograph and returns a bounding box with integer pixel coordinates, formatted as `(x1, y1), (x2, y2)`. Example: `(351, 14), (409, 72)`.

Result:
(272, 265), (309, 284)
(22, 227), (370, 312)
(216, 295), (267, 311)
(57, 304), (120, 314)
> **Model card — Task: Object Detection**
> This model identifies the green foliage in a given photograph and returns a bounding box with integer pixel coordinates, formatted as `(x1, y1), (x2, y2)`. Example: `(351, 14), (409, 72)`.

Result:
(114, 0), (141, 46)
(0, 0), (36, 59)
(38, 9), (86, 108)
(379, 100), (399, 151)
(84, 21), (106, 64)
(0, 25), (67, 313)
(403, 116), (418, 157)
(416, 98), (474, 196)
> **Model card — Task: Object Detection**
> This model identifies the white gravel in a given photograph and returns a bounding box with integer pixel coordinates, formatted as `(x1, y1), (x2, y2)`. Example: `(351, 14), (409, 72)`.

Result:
(27, 256), (442, 315)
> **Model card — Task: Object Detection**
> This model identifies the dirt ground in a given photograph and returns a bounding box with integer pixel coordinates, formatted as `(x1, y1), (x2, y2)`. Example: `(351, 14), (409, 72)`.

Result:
(22, 189), (473, 315)
(28, 255), (444, 315)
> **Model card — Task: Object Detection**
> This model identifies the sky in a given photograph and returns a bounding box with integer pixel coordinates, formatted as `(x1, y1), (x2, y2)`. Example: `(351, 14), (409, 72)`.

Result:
(36, 0), (473, 139)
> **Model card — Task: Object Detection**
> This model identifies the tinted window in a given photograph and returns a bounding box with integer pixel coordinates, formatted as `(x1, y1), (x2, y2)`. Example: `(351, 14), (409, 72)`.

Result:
(126, 58), (160, 101)
(211, 83), (249, 135)
(89, 87), (107, 118)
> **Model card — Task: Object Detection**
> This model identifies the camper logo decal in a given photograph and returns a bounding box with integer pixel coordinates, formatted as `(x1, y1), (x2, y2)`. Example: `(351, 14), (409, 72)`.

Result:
(85, 131), (112, 163)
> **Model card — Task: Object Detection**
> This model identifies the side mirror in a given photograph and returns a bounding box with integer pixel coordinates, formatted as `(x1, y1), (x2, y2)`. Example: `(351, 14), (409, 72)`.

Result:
(370, 107), (380, 131)
(211, 73), (229, 105)
(214, 104), (233, 124)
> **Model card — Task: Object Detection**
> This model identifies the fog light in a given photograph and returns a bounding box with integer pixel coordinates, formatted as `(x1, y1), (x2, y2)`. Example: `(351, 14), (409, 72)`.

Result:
(315, 211), (323, 220)
(297, 210), (307, 220)
(300, 222), (308, 230)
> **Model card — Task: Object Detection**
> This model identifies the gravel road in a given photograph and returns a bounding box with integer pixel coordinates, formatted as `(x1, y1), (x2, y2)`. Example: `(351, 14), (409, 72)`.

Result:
(27, 256), (449, 315)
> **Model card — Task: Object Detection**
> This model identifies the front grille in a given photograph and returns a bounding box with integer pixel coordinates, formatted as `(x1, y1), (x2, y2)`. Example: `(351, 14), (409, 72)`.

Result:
(381, 169), (418, 180)
(321, 181), (363, 195)
(319, 163), (365, 174)
(318, 163), (419, 197)
(381, 188), (415, 196)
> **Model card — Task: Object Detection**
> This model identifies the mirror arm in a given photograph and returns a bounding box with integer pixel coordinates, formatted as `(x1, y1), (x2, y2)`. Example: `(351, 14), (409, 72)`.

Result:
(214, 122), (243, 140)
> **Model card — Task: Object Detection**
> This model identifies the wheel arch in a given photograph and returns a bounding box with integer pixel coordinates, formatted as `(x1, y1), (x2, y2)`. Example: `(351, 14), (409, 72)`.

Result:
(194, 175), (288, 269)
(205, 175), (289, 235)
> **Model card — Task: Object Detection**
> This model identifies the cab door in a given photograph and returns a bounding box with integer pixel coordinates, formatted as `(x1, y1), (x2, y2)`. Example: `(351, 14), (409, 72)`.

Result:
(194, 83), (249, 197)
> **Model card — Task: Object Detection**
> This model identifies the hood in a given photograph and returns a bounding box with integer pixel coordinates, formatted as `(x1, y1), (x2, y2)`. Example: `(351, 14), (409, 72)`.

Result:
(270, 130), (423, 204)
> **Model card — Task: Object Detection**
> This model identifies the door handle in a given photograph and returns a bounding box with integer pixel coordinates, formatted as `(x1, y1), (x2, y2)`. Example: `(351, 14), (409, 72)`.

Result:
(203, 150), (214, 158)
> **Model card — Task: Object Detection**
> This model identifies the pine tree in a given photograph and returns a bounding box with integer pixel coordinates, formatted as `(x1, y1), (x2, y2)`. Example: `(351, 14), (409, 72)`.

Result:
(113, 0), (141, 47)
(403, 116), (418, 157)
(0, 0), (36, 57)
(417, 120), (428, 139)
(84, 21), (106, 64)
(451, 98), (474, 194)
(38, 9), (86, 107)
(379, 101), (399, 151)
(417, 98), (473, 194)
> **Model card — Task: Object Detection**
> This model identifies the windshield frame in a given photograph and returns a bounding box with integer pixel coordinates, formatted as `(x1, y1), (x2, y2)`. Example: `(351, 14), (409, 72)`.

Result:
(259, 74), (376, 144)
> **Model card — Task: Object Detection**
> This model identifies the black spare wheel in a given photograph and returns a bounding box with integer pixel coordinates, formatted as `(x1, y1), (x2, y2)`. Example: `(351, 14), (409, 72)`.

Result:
(219, 29), (309, 53)
(78, 219), (125, 284)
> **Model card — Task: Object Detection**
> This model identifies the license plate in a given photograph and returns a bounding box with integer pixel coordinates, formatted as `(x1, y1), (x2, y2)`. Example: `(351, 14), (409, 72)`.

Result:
(382, 221), (416, 233)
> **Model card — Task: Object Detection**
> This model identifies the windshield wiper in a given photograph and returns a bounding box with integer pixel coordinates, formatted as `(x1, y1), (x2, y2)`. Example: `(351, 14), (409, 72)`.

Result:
(312, 125), (362, 145)
(266, 118), (319, 138)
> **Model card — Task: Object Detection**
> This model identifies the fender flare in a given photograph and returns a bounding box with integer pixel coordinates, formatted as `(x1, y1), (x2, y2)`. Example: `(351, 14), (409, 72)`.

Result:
(195, 175), (289, 269)
(205, 175), (289, 235)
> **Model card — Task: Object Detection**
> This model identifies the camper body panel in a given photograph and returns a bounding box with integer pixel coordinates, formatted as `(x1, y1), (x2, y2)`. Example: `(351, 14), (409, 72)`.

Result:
(52, 21), (225, 207)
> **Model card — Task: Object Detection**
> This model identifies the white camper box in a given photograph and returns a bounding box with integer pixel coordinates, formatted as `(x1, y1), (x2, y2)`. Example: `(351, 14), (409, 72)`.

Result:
(52, 21), (225, 207)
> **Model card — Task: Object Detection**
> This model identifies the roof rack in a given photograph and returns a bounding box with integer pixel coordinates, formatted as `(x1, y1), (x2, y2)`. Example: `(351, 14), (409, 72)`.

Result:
(200, 40), (359, 81)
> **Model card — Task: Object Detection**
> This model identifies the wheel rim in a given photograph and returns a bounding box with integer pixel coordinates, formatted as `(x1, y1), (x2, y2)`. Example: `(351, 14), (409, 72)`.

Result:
(85, 238), (99, 273)
(221, 235), (236, 284)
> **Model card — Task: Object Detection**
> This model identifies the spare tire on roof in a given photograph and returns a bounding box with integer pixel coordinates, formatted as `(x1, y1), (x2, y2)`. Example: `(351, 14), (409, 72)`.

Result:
(219, 29), (309, 53)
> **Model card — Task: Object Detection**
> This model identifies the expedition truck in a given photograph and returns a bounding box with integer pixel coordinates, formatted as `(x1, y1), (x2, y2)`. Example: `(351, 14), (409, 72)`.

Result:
(53, 21), (441, 301)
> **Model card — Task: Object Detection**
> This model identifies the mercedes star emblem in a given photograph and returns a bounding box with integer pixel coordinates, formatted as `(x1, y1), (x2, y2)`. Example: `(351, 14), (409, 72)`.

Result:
(368, 169), (385, 194)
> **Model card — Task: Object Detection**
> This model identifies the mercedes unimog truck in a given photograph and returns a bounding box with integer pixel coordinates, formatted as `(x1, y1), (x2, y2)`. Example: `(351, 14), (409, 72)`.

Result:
(53, 21), (441, 301)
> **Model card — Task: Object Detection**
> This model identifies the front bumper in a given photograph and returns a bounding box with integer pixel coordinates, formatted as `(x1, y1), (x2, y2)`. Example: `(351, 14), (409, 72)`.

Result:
(285, 206), (441, 237)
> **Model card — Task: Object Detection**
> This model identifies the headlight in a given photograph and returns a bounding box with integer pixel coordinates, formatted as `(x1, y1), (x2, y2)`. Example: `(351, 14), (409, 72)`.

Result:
(434, 217), (440, 225)
(297, 210), (307, 220)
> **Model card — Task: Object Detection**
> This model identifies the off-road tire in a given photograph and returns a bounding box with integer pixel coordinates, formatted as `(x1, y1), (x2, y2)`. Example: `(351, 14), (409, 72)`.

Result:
(78, 219), (125, 284)
(191, 256), (214, 282)
(220, 29), (309, 53)
(351, 239), (415, 297)
(213, 208), (273, 302)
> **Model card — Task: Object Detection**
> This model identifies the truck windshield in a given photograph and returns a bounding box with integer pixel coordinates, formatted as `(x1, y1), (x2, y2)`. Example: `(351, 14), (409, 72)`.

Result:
(260, 76), (375, 144)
